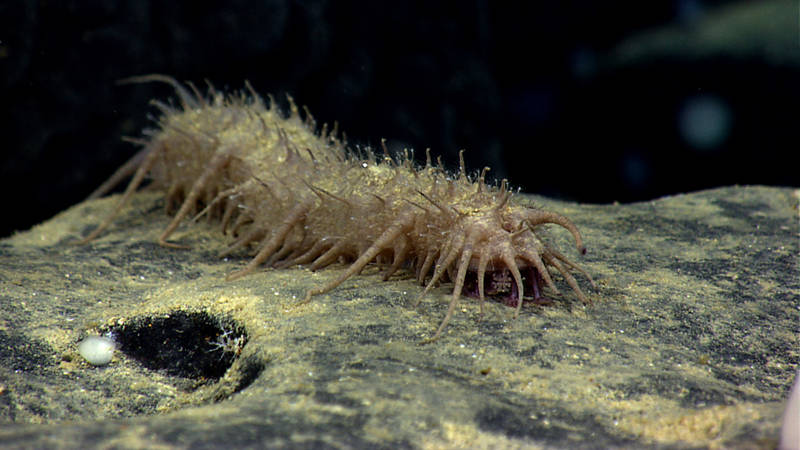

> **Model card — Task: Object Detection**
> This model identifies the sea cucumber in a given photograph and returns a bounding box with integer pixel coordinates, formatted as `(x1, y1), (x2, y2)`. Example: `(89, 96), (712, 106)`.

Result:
(79, 74), (595, 341)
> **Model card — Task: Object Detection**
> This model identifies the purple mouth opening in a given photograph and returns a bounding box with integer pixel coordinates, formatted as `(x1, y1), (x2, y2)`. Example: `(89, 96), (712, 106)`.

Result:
(461, 266), (554, 308)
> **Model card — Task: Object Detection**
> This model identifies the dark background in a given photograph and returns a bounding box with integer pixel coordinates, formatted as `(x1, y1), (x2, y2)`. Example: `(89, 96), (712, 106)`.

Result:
(1, 0), (797, 238)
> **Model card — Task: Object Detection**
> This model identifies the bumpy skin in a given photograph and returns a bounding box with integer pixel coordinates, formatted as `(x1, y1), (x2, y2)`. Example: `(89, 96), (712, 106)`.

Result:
(80, 75), (594, 342)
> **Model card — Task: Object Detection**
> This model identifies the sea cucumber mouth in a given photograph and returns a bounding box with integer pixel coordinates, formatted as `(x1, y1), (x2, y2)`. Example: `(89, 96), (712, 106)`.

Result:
(461, 266), (553, 308)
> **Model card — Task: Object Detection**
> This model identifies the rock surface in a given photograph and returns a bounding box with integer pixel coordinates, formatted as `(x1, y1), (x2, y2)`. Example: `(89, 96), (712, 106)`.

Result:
(1, 186), (797, 448)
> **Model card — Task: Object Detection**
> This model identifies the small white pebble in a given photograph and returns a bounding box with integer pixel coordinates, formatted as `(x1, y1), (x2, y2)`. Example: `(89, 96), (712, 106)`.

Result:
(77, 336), (116, 366)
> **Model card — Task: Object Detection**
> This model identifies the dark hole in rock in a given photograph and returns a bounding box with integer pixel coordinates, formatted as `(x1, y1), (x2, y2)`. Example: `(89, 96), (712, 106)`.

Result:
(107, 310), (247, 381)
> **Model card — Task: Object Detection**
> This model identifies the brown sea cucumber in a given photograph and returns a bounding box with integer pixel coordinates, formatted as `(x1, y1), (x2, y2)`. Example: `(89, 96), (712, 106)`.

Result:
(78, 74), (595, 341)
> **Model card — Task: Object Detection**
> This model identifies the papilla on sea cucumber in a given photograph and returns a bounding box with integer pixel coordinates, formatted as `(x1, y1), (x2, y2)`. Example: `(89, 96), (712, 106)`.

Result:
(78, 74), (595, 342)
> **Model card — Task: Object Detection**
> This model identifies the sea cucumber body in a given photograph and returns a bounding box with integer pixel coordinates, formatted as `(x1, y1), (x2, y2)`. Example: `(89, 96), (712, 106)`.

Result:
(82, 76), (593, 341)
